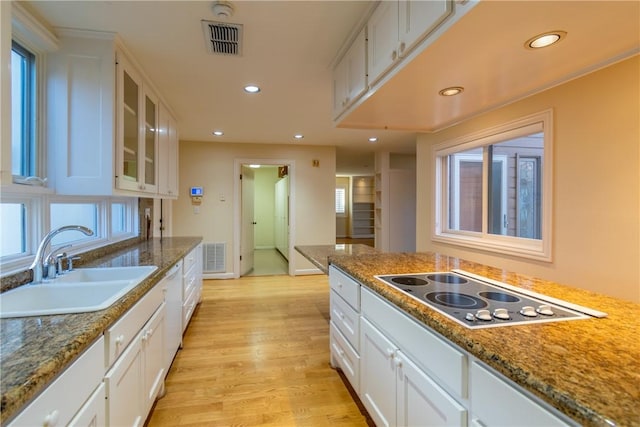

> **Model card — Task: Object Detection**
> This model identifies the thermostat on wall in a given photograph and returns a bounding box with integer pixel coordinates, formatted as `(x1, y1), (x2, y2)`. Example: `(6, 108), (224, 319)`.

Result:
(190, 187), (203, 196)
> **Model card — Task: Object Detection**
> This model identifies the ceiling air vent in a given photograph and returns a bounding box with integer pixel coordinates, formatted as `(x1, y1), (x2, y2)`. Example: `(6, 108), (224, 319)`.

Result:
(201, 20), (243, 56)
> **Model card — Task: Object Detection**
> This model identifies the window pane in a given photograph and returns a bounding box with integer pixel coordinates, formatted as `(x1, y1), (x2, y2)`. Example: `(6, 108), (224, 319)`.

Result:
(50, 203), (98, 245)
(448, 148), (483, 232)
(11, 42), (36, 178)
(0, 203), (26, 257)
(112, 203), (127, 234)
(335, 188), (346, 214)
(488, 133), (543, 239)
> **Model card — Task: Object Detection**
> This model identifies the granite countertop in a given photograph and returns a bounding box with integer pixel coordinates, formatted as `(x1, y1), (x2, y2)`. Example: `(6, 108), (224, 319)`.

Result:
(318, 250), (639, 427)
(0, 236), (202, 424)
(295, 244), (378, 274)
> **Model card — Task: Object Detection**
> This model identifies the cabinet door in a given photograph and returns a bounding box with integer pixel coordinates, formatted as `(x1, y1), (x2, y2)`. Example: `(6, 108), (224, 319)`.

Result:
(158, 103), (178, 197)
(68, 383), (106, 427)
(346, 27), (367, 103)
(105, 332), (144, 427)
(360, 318), (397, 427)
(398, 0), (452, 58)
(396, 351), (466, 427)
(142, 87), (159, 193)
(163, 261), (183, 371)
(332, 55), (348, 119)
(367, 0), (399, 86)
(143, 303), (166, 413)
(470, 362), (573, 427)
(116, 54), (143, 192)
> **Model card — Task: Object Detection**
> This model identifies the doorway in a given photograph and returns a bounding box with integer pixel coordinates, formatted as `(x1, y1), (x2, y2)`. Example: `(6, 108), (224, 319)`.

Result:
(234, 160), (294, 277)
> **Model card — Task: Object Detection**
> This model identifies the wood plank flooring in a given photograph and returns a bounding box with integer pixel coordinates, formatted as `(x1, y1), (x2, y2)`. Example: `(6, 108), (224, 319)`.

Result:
(146, 275), (371, 426)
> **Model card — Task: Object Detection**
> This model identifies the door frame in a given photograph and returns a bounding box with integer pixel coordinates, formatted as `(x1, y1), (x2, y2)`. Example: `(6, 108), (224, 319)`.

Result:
(233, 158), (296, 278)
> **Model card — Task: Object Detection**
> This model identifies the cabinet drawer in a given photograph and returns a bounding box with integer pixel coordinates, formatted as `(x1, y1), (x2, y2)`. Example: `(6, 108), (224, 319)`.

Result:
(183, 266), (198, 297)
(182, 285), (198, 332)
(329, 266), (360, 310)
(330, 323), (360, 395)
(8, 337), (104, 427)
(105, 282), (164, 368)
(470, 362), (575, 427)
(361, 286), (467, 398)
(183, 247), (198, 275)
(330, 290), (360, 351)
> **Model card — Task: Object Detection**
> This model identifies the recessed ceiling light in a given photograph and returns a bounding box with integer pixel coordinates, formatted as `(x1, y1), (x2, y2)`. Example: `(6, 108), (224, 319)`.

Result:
(212, 130), (224, 136)
(244, 84), (261, 93)
(525, 31), (567, 49)
(249, 164), (261, 168)
(439, 87), (464, 97)
(368, 137), (378, 143)
(294, 134), (304, 139)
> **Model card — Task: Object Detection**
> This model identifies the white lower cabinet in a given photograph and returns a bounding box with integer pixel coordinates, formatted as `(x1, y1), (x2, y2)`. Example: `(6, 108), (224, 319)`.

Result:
(360, 318), (466, 427)
(353, 285), (578, 427)
(470, 361), (575, 427)
(68, 383), (106, 427)
(7, 337), (105, 427)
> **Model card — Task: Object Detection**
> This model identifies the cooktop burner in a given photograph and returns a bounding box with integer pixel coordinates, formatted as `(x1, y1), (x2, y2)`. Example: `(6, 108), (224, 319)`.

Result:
(375, 270), (602, 329)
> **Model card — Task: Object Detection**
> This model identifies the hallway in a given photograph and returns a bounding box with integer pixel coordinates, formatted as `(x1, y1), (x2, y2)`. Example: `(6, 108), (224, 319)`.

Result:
(245, 248), (288, 276)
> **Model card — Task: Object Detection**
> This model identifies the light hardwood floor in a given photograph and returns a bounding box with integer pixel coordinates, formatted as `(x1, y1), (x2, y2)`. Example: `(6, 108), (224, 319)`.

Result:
(146, 275), (371, 426)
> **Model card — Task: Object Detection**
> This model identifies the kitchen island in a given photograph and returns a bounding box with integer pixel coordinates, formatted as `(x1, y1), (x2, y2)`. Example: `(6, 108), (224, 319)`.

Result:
(295, 243), (378, 273)
(297, 246), (640, 427)
(0, 236), (202, 424)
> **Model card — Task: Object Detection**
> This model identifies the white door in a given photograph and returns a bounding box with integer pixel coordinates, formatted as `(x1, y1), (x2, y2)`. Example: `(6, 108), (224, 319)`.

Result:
(240, 166), (255, 275)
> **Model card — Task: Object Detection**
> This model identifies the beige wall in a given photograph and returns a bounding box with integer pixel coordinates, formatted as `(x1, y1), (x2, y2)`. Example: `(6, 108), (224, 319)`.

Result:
(172, 141), (336, 275)
(417, 56), (640, 302)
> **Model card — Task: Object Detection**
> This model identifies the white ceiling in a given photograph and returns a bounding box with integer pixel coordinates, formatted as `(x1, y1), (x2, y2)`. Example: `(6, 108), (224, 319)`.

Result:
(25, 1), (640, 175)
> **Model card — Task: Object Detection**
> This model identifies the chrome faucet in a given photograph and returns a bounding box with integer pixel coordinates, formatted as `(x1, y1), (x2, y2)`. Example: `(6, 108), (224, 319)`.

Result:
(30, 225), (94, 283)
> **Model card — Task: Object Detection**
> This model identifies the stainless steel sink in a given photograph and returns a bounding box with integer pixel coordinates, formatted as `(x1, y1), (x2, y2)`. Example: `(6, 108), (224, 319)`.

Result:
(0, 266), (158, 318)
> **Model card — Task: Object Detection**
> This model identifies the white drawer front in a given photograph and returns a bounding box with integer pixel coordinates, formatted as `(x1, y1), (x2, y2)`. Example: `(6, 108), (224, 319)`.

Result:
(8, 337), (104, 427)
(105, 282), (164, 368)
(183, 247), (198, 275)
(182, 285), (198, 332)
(183, 267), (198, 297)
(329, 266), (360, 310)
(470, 362), (574, 427)
(330, 290), (360, 352)
(330, 322), (360, 394)
(361, 286), (467, 398)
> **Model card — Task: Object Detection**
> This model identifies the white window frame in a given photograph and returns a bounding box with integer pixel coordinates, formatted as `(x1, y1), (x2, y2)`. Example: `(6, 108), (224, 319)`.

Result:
(10, 2), (58, 187)
(432, 110), (553, 261)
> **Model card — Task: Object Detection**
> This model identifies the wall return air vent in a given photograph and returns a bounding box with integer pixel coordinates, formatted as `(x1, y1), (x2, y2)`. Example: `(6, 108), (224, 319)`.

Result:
(201, 20), (243, 56)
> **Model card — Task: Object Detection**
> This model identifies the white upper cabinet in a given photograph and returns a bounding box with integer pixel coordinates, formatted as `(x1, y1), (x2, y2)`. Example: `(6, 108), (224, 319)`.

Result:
(46, 31), (177, 197)
(116, 51), (159, 194)
(368, 0), (452, 86)
(332, 27), (367, 120)
(157, 102), (179, 198)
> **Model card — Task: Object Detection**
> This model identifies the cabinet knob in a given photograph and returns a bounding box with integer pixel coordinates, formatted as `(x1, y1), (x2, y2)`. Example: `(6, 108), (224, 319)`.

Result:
(115, 334), (125, 345)
(399, 41), (406, 54)
(394, 356), (403, 368)
(386, 348), (395, 358)
(391, 50), (397, 61)
(43, 409), (60, 426)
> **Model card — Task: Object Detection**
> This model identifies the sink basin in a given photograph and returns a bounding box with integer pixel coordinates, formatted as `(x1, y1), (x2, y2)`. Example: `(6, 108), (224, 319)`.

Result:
(0, 266), (158, 318)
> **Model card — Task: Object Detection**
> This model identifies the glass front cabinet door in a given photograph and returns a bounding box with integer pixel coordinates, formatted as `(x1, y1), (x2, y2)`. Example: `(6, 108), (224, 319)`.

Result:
(116, 52), (158, 194)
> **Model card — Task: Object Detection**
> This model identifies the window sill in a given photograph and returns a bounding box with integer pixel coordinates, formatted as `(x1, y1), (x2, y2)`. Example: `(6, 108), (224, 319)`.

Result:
(432, 231), (552, 262)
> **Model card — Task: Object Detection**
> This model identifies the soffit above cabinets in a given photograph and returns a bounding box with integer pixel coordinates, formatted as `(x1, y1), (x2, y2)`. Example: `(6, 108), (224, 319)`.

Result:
(337, 0), (640, 133)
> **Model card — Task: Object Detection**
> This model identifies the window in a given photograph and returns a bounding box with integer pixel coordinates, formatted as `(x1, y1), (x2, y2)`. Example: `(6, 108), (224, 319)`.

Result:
(335, 187), (346, 215)
(50, 202), (100, 246)
(11, 41), (37, 180)
(434, 110), (552, 261)
(0, 203), (27, 258)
